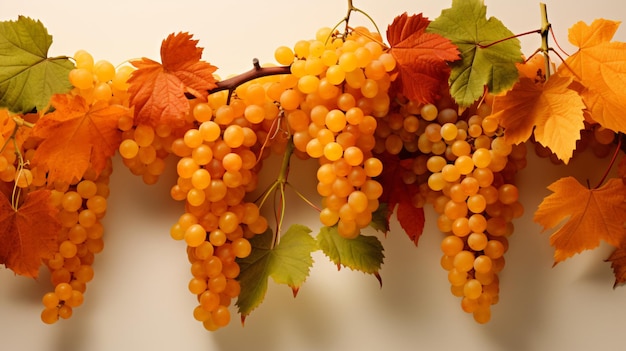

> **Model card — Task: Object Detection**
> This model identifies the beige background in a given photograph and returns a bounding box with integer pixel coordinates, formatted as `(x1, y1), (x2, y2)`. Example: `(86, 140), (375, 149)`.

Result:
(1, 0), (625, 350)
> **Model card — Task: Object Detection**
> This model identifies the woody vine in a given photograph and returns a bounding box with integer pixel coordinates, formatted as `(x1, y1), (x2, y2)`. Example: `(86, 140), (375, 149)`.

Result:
(0, 0), (625, 330)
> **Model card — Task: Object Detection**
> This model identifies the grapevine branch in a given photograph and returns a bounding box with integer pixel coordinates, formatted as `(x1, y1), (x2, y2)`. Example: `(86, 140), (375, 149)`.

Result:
(184, 58), (291, 102)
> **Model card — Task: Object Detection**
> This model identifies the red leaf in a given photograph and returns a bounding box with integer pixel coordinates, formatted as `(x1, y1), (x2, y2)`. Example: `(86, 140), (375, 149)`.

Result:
(377, 152), (425, 245)
(128, 32), (218, 127)
(0, 189), (60, 278)
(387, 13), (460, 103)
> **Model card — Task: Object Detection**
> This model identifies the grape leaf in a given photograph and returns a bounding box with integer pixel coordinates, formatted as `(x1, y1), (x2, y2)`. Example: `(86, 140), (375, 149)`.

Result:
(558, 19), (626, 134)
(236, 224), (317, 320)
(387, 12), (459, 104)
(31, 94), (127, 185)
(0, 189), (60, 278)
(606, 247), (626, 288)
(491, 71), (585, 164)
(369, 203), (389, 233)
(377, 152), (425, 245)
(0, 16), (74, 113)
(317, 226), (384, 276)
(127, 32), (218, 128)
(426, 0), (522, 107)
(534, 177), (626, 264)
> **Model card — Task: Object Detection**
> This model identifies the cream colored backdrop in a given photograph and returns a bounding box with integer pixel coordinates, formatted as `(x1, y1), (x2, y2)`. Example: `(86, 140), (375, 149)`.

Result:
(1, 1), (625, 350)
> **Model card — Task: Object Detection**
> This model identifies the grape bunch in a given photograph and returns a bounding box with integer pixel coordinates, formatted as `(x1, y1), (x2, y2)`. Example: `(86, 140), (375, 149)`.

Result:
(276, 26), (393, 238)
(168, 92), (273, 331)
(38, 50), (130, 324)
(374, 92), (527, 324)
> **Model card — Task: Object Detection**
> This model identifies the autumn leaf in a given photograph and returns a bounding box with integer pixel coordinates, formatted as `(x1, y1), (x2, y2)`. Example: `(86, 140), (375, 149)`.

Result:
(491, 71), (585, 164)
(387, 13), (459, 104)
(558, 19), (626, 134)
(0, 16), (74, 113)
(606, 247), (626, 288)
(534, 177), (626, 264)
(0, 189), (60, 278)
(317, 226), (384, 277)
(236, 225), (317, 320)
(426, 0), (522, 107)
(31, 94), (127, 185)
(127, 32), (218, 127)
(376, 152), (425, 245)
(516, 54), (547, 81)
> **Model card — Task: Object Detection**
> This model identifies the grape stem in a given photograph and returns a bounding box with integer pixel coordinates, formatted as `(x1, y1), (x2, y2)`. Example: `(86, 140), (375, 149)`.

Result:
(255, 138), (295, 247)
(327, 0), (381, 43)
(2, 119), (29, 211)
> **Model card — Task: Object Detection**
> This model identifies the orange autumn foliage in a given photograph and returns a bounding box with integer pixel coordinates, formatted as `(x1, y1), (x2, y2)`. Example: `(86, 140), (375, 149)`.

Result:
(491, 69), (585, 164)
(30, 94), (127, 185)
(127, 32), (218, 128)
(534, 176), (626, 264)
(558, 19), (626, 134)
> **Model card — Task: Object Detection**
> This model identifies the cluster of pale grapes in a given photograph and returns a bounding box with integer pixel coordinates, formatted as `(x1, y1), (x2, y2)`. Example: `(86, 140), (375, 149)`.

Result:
(374, 92), (527, 324)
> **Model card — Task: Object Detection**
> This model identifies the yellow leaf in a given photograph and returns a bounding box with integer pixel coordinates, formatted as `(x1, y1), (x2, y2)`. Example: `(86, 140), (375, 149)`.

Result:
(558, 19), (626, 133)
(491, 71), (585, 163)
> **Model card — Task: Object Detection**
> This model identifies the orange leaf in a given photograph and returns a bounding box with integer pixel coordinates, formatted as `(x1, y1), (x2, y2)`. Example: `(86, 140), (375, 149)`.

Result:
(0, 189), (60, 278)
(491, 71), (585, 164)
(387, 13), (459, 104)
(128, 32), (218, 127)
(558, 19), (626, 133)
(534, 177), (626, 264)
(31, 94), (126, 185)
(606, 246), (626, 288)
(516, 54), (546, 81)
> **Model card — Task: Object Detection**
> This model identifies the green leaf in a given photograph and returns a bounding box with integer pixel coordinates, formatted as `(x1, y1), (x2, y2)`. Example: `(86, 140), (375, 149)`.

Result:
(369, 203), (389, 233)
(0, 16), (74, 113)
(426, 0), (522, 107)
(317, 226), (385, 275)
(235, 224), (317, 318)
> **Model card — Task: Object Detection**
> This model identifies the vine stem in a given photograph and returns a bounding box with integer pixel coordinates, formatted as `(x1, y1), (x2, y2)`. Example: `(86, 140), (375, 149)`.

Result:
(327, 0), (381, 43)
(254, 137), (295, 247)
(476, 29), (541, 49)
(539, 3), (552, 79)
(2, 116), (33, 211)
(592, 136), (623, 189)
(185, 59), (291, 102)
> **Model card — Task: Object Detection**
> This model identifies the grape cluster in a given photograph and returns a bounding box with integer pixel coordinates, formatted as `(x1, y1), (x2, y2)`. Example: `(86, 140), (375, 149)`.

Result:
(38, 50), (128, 324)
(41, 162), (111, 324)
(118, 25), (397, 329)
(276, 26), (392, 238)
(168, 91), (272, 331)
(374, 92), (527, 323)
